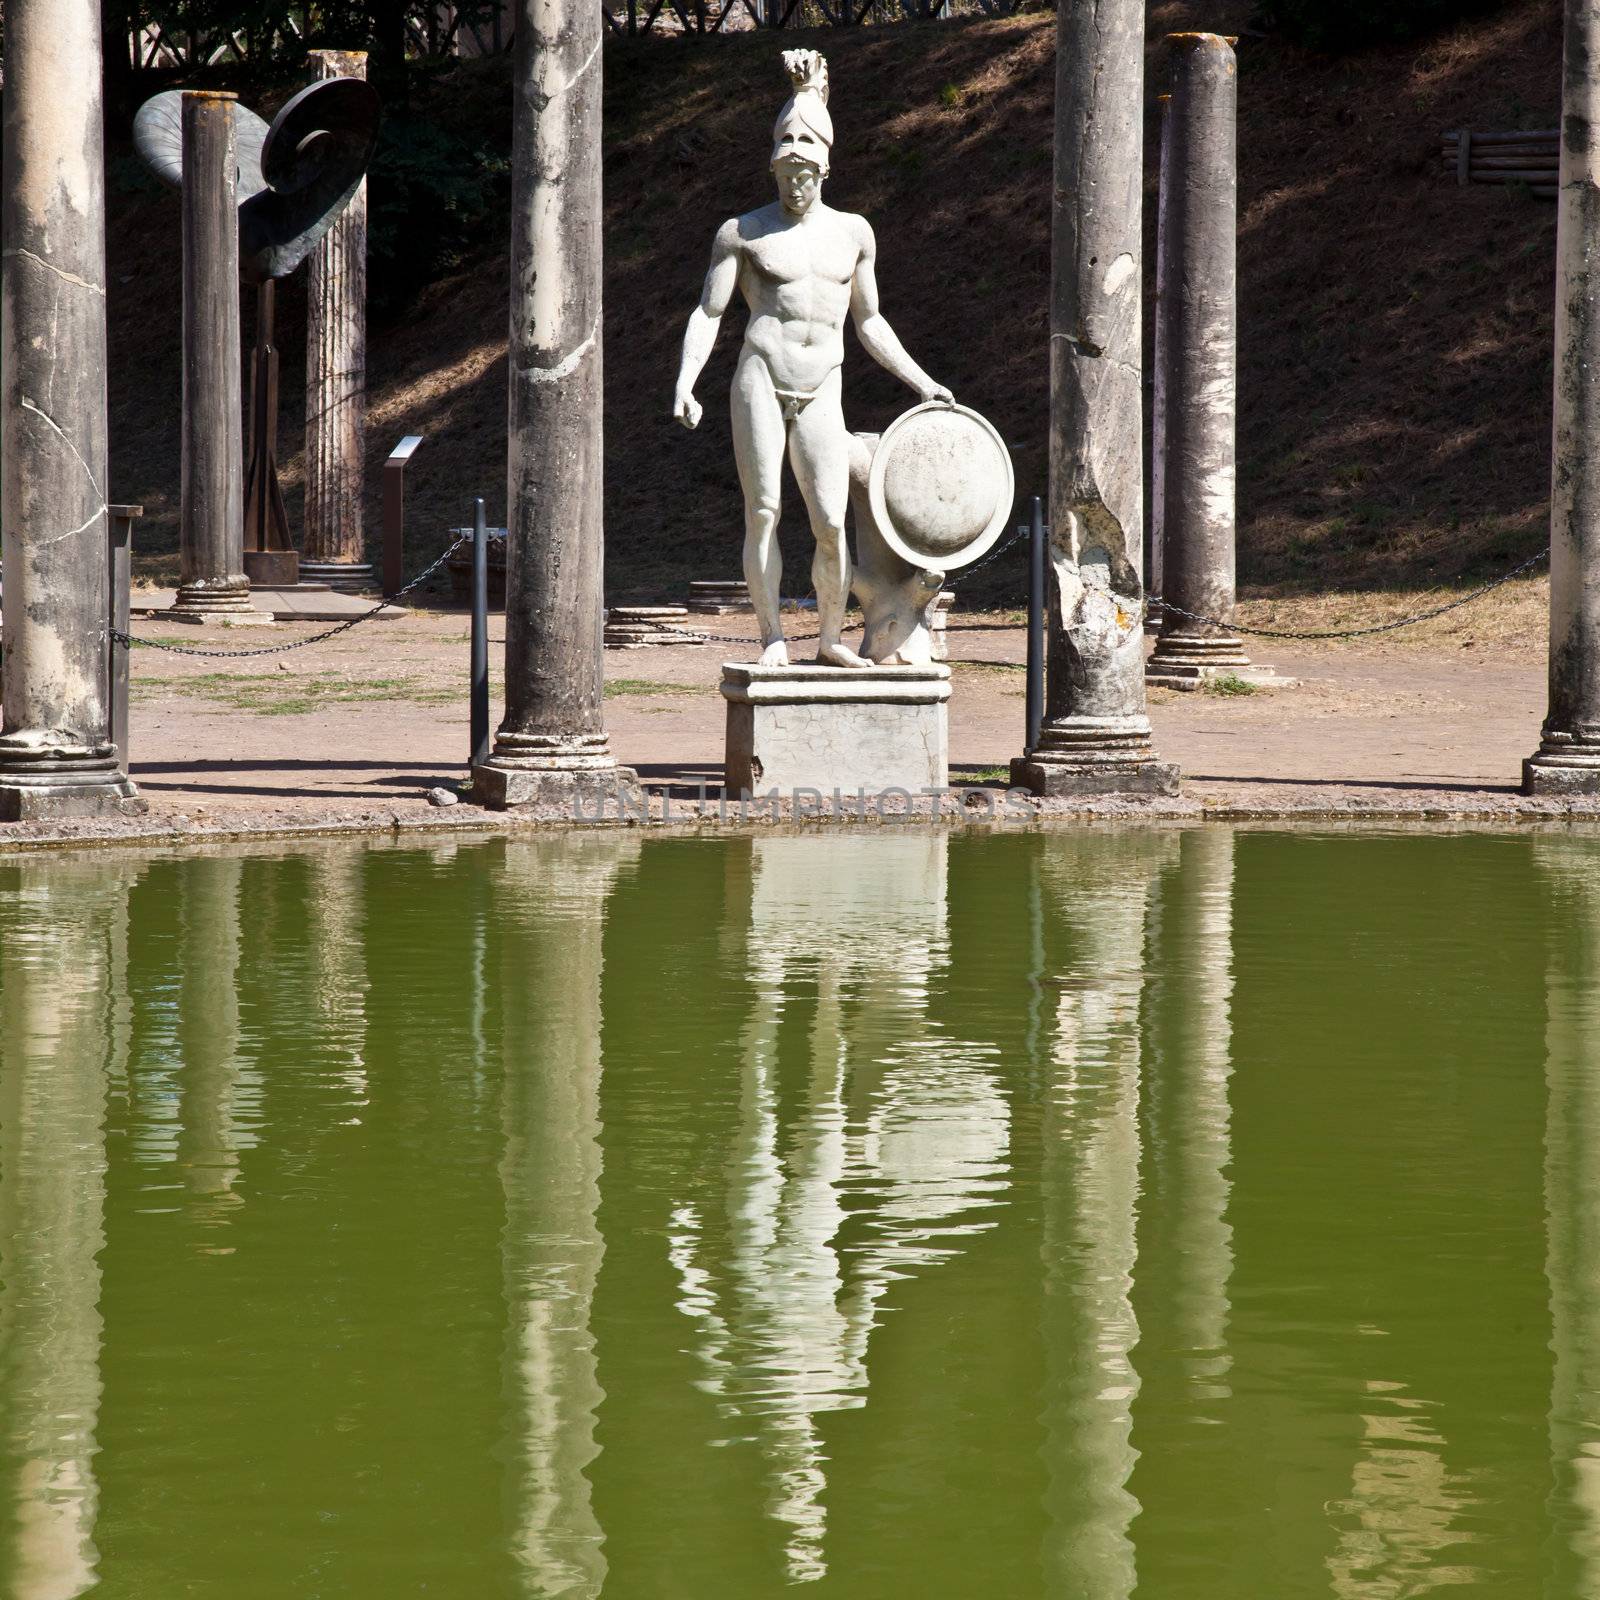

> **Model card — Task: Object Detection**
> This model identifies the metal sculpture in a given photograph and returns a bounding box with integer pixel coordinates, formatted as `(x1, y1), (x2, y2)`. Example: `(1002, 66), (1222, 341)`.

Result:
(134, 78), (381, 584)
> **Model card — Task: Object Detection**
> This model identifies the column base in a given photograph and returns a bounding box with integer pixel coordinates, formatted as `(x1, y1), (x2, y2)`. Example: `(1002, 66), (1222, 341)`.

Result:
(299, 561), (378, 594)
(0, 760), (146, 821)
(1010, 716), (1180, 797)
(1524, 734), (1600, 795)
(1146, 662), (1294, 692)
(471, 731), (641, 814)
(166, 582), (276, 626)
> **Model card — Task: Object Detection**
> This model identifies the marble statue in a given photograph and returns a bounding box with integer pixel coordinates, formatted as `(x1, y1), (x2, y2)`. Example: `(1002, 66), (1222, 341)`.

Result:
(674, 50), (953, 669)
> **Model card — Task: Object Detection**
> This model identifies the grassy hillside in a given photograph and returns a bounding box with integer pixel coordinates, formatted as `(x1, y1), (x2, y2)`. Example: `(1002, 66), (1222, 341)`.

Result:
(104, 0), (1562, 603)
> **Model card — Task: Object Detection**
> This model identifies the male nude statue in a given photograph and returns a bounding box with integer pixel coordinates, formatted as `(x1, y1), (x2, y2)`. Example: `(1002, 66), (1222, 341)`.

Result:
(672, 50), (952, 668)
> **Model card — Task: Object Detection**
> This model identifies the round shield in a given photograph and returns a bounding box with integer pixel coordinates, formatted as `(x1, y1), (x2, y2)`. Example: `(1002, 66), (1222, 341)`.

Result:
(866, 402), (1015, 572)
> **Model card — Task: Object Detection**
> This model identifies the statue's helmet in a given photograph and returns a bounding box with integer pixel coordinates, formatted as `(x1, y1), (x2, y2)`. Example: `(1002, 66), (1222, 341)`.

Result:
(771, 49), (832, 176)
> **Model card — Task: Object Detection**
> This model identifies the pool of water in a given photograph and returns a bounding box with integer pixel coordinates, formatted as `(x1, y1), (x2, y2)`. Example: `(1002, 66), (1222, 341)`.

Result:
(2, 827), (1597, 1596)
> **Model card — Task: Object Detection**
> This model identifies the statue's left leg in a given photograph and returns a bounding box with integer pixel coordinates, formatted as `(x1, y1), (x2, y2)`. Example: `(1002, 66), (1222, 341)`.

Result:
(790, 372), (869, 669)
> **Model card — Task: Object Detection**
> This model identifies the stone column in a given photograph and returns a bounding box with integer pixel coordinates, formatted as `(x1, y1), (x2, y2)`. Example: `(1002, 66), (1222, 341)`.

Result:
(1526, 0), (1600, 794)
(0, 0), (144, 819)
(171, 92), (270, 626)
(1146, 93), (1171, 637)
(473, 0), (639, 811)
(1012, 0), (1178, 797)
(301, 49), (373, 592)
(1146, 36), (1259, 691)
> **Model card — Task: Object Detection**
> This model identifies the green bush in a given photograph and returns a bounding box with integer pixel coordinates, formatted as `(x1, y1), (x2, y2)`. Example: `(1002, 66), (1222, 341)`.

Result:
(1253, 0), (1509, 51)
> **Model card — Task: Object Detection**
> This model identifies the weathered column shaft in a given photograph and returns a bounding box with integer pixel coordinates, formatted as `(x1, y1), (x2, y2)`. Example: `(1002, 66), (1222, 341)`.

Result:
(1526, 0), (1600, 794)
(1012, 0), (1177, 798)
(1146, 92), (1172, 634)
(302, 49), (371, 586)
(0, 0), (142, 818)
(175, 92), (256, 620)
(1147, 35), (1252, 685)
(473, 0), (637, 809)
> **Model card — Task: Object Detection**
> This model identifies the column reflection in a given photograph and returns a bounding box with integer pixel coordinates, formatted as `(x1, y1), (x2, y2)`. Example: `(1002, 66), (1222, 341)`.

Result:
(174, 855), (253, 1229)
(0, 857), (138, 1600)
(1125, 827), (1239, 1590)
(1539, 835), (1600, 1595)
(498, 835), (639, 1599)
(1037, 831), (1175, 1600)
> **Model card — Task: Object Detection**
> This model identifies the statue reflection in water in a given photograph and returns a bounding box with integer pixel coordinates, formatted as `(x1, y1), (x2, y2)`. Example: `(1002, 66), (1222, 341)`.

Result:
(665, 835), (1009, 1584)
(0, 858), (137, 1600)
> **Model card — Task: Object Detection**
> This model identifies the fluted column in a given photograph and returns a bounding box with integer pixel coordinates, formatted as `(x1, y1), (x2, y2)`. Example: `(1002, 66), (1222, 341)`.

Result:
(0, 0), (144, 818)
(301, 49), (373, 591)
(1526, 0), (1600, 793)
(1012, 0), (1178, 798)
(473, 0), (638, 811)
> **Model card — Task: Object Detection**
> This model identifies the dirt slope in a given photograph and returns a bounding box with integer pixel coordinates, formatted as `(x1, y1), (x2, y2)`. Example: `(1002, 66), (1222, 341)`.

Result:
(104, 0), (1562, 603)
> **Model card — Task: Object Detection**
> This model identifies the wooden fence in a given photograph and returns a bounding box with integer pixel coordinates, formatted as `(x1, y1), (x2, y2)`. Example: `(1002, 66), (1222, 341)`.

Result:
(1440, 129), (1558, 200)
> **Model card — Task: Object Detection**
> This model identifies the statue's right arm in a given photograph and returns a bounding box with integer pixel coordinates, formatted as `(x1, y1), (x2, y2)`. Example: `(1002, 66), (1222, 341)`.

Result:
(674, 221), (741, 431)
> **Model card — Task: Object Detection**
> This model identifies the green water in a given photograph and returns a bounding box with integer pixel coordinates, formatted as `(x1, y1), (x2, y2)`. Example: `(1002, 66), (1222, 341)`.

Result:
(2, 827), (1598, 1597)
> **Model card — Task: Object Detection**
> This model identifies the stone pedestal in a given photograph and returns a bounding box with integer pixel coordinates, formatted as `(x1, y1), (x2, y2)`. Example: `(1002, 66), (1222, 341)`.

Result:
(605, 605), (702, 648)
(688, 580), (753, 615)
(721, 664), (950, 796)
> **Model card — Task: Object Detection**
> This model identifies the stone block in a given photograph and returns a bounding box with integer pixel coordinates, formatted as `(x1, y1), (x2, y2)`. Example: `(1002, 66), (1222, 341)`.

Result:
(721, 663), (950, 796)
(472, 762), (643, 814)
(1009, 755), (1181, 798)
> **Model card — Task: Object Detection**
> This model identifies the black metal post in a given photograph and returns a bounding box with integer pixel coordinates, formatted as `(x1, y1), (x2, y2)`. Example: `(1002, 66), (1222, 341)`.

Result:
(470, 497), (491, 770)
(107, 504), (142, 774)
(1026, 494), (1045, 754)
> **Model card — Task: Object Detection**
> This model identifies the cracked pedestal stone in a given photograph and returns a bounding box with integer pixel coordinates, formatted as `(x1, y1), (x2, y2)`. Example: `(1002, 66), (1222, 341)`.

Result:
(1012, 0), (1178, 800)
(0, 0), (146, 819)
(722, 664), (950, 796)
(1526, 0), (1600, 795)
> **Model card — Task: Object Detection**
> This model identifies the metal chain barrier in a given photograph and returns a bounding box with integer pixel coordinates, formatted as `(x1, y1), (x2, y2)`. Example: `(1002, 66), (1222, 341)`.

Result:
(111, 533), (471, 659)
(1149, 544), (1550, 641)
(112, 526), (1548, 658)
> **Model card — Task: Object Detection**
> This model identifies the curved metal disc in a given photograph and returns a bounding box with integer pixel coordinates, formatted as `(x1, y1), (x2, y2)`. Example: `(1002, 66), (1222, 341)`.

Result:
(240, 77), (381, 282)
(866, 402), (1015, 572)
(131, 90), (270, 201)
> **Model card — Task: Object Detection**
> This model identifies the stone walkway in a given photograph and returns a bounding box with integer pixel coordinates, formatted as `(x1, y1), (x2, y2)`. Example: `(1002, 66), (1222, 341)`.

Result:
(0, 602), (1586, 851)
